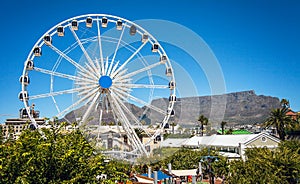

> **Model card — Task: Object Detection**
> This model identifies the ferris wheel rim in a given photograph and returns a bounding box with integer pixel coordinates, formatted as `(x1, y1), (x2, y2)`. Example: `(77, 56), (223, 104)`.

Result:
(20, 13), (176, 157)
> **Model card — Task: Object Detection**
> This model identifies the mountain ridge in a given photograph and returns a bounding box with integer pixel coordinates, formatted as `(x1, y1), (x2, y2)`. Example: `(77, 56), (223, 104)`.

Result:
(64, 90), (281, 126)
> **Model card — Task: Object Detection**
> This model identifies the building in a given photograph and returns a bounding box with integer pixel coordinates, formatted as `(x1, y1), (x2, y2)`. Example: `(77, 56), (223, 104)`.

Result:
(1, 108), (45, 140)
(87, 125), (131, 151)
(160, 138), (189, 148)
(182, 132), (280, 160)
(286, 109), (300, 120)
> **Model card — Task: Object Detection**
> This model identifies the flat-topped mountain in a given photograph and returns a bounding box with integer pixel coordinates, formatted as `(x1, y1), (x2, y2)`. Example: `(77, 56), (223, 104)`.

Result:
(159, 90), (280, 126)
(64, 90), (280, 126)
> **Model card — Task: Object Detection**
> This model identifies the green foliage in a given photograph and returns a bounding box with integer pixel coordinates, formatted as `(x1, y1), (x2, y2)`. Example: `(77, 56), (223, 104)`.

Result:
(198, 115), (208, 136)
(264, 107), (294, 141)
(102, 159), (131, 182)
(0, 123), (130, 183)
(228, 140), (300, 183)
(221, 121), (227, 135)
(225, 128), (233, 135)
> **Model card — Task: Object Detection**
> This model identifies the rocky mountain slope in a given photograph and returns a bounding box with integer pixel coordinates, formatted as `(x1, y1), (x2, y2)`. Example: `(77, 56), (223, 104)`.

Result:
(64, 90), (281, 126)
(162, 90), (280, 126)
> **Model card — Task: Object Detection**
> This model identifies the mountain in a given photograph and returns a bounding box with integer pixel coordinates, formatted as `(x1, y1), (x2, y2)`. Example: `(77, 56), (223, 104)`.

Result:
(64, 90), (281, 126)
(148, 90), (280, 126)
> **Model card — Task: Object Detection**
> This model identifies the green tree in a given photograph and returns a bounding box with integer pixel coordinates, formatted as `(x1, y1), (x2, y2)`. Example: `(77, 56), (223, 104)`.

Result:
(170, 121), (177, 134)
(228, 140), (300, 183)
(102, 159), (131, 182)
(0, 123), (108, 183)
(264, 107), (293, 141)
(221, 121), (227, 135)
(226, 128), (233, 135)
(280, 98), (290, 108)
(198, 115), (208, 136)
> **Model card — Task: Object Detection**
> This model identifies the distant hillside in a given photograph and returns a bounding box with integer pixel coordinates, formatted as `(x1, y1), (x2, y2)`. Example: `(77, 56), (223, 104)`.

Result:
(64, 90), (281, 126)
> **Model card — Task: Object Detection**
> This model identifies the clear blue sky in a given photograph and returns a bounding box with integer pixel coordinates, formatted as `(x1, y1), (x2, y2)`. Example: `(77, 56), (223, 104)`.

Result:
(0, 0), (299, 123)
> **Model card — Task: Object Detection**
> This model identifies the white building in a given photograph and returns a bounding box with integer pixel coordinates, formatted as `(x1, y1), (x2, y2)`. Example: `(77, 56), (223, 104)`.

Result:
(160, 132), (280, 160)
(184, 132), (280, 160)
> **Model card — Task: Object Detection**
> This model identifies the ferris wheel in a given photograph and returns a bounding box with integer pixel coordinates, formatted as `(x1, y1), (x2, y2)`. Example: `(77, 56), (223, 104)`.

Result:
(19, 14), (176, 157)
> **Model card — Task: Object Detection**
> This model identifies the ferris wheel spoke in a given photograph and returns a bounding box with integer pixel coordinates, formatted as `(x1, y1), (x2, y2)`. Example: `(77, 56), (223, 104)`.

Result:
(111, 87), (167, 115)
(114, 78), (132, 84)
(100, 57), (105, 76)
(104, 56), (109, 75)
(76, 70), (98, 81)
(77, 85), (99, 96)
(107, 23), (126, 76)
(56, 88), (99, 118)
(112, 85), (132, 94)
(75, 80), (98, 87)
(85, 62), (98, 77)
(111, 41), (148, 78)
(77, 89), (96, 97)
(96, 17), (104, 74)
(33, 67), (96, 84)
(80, 92), (101, 126)
(112, 68), (127, 79)
(69, 26), (99, 75)
(49, 44), (97, 80)
(115, 83), (169, 89)
(114, 62), (161, 82)
(109, 61), (120, 77)
(112, 92), (152, 137)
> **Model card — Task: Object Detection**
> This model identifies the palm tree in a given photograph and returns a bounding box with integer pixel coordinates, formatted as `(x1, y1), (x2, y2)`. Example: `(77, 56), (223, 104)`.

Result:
(264, 107), (293, 141)
(226, 128), (233, 135)
(280, 99), (290, 108)
(134, 128), (144, 142)
(221, 121), (227, 135)
(198, 115), (208, 136)
(170, 122), (177, 134)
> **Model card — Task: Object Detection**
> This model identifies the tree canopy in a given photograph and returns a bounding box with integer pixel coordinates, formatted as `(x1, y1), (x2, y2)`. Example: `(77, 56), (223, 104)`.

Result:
(1, 120), (300, 183)
(228, 140), (300, 183)
(0, 123), (131, 183)
(264, 106), (294, 141)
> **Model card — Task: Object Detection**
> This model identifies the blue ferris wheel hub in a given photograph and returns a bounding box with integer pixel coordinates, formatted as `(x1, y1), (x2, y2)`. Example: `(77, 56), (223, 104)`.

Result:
(99, 75), (113, 89)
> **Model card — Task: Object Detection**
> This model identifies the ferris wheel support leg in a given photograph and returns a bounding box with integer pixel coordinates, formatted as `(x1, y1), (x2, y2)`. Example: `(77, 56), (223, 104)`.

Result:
(96, 109), (103, 141)
(80, 92), (100, 126)
(112, 87), (166, 115)
(113, 91), (152, 138)
(109, 94), (149, 157)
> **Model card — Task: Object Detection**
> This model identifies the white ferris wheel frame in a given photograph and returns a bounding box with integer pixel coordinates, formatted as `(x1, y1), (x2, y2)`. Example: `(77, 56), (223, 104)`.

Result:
(20, 14), (176, 157)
